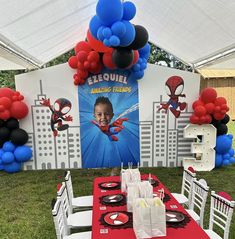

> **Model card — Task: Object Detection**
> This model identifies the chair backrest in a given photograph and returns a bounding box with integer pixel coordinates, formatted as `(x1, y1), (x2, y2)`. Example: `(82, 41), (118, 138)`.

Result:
(209, 191), (235, 239)
(189, 178), (209, 227)
(181, 168), (196, 205)
(57, 182), (72, 216)
(65, 171), (74, 206)
(51, 198), (70, 239)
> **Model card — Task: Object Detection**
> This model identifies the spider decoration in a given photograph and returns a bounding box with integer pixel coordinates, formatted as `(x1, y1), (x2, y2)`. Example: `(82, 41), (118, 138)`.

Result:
(158, 76), (187, 118)
(40, 98), (73, 136)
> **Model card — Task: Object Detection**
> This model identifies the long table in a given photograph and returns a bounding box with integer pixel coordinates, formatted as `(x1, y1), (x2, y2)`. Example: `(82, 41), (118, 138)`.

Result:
(92, 175), (210, 239)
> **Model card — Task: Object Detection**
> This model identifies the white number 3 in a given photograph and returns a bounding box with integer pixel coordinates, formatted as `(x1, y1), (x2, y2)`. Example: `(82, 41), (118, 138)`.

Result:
(183, 124), (216, 171)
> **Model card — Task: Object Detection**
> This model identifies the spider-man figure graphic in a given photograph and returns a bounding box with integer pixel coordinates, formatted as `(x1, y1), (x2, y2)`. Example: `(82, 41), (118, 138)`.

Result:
(158, 76), (187, 118)
(92, 96), (128, 141)
(40, 98), (73, 137)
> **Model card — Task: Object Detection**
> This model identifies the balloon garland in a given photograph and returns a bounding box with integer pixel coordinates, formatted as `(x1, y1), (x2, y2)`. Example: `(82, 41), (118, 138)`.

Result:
(0, 88), (32, 173)
(68, 0), (150, 85)
(190, 87), (234, 167)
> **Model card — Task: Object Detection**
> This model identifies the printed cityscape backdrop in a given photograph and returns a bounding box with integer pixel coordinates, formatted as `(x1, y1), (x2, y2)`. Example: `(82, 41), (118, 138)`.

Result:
(15, 63), (200, 170)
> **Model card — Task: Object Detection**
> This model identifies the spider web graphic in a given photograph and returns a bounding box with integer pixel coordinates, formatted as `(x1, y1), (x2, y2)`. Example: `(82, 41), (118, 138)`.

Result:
(116, 103), (139, 119)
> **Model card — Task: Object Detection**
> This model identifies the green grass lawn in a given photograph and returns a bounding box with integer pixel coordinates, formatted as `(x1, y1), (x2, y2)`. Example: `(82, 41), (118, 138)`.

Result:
(0, 166), (235, 239)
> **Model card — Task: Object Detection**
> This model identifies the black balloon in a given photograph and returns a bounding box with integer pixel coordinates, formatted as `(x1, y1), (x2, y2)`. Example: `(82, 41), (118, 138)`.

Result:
(0, 127), (10, 141)
(128, 25), (149, 50)
(217, 124), (228, 136)
(10, 128), (29, 145)
(221, 114), (230, 124)
(112, 48), (134, 68)
(6, 118), (19, 130)
(0, 119), (4, 127)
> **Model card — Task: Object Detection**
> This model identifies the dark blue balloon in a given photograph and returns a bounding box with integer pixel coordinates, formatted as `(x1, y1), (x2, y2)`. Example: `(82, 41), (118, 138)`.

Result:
(2, 152), (15, 164)
(119, 21), (135, 46)
(229, 148), (235, 157)
(215, 154), (223, 167)
(4, 161), (21, 173)
(89, 15), (103, 38)
(229, 157), (235, 164)
(215, 135), (232, 154)
(97, 26), (105, 41)
(0, 163), (4, 170)
(3, 141), (15, 152)
(0, 149), (4, 158)
(132, 70), (144, 79)
(14, 146), (32, 162)
(122, 1), (136, 20)
(109, 35), (120, 46)
(222, 153), (230, 160)
(96, 0), (123, 26)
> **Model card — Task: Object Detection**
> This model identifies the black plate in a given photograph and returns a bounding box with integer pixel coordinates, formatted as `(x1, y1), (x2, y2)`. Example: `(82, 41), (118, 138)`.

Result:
(166, 211), (185, 223)
(100, 182), (119, 189)
(102, 194), (124, 204)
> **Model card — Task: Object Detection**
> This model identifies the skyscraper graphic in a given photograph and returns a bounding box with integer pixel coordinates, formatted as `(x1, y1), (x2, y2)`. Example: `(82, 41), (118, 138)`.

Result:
(23, 80), (81, 170)
(139, 95), (194, 167)
(140, 121), (153, 167)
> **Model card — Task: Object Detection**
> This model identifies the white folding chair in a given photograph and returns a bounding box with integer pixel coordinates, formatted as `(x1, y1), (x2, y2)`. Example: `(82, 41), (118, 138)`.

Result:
(204, 191), (235, 239)
(171, 167), (196, 207)
(57, 182), (92, 228)
(65, 171), (93, 209)
(186, 178), (209, 227)
(51, 198), (91, 239)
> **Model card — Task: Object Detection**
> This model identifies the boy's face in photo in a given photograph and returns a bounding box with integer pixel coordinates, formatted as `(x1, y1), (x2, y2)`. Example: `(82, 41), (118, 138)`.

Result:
(94, 103), (114, 126)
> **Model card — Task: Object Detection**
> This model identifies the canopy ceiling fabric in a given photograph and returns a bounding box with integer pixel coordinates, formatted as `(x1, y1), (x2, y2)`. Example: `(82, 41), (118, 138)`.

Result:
(0, 0), (235, 70)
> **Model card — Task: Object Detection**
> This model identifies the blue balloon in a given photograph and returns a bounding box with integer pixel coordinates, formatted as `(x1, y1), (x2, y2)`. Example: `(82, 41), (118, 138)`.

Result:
(122, 1), (136, 20)
(102, 27), (112, 38)
(0, 149), (4, 158)
(132, 63), (140, 72)
(119, 21), (135, 46)
(0, 162), (4, 170)
(96, 0), (123, 26)
(228, 148), (234, 157)
(132, 70), (144, 79)
(103, 38), (111, 47)
(2, 152), (15, 164)
(3, 141), (16, 152)
(89, 15), (103, 39)
(97, 26), (105, 41)
(222, 153), (230, 160)
(222, 159), (230, 166)
(215, 135), (232, 154)
(215, 154), (223, 167)
(14, 146), (32, 162)
(109, 35), (120, 46)
(111, 21), (126, 38)
(229, 157), (235, 164)
(4, 161), (21, 173)
(139, 43), (151, 59)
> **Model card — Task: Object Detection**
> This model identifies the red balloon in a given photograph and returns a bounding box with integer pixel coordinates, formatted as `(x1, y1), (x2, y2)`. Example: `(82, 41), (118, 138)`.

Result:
(83, 61), (90, 70)
(74, 41), (92, 54)
(204, 103), (215, 114)
(194, 105), (206, 117)
(200, 88), (217, 103)
(0, 109), (10, 120)
(77, 61), (85, 70)
(192, 100), (204, 110)
(213, 112), (225, 120)
(0, 88), (15, 99)
(221, 104), (228, 111)
(133, 50), (139, 65)
(0, 97), (12, 109)
(87, 30), (112, 53)
(190, 114), (199, 124)
(103, 51), (116, 69)
(88, 51), (100, 62)
(78, 70), (88, 79)
(214, 97), (227, 106)
(90, 62), (98, 70)
(90, 62), (103, 74)
(204, 114), (212, 124)
(214, 106), (221, 113)
(10, 101), (28, 119)
(68, 56), (78, 69)
(77, 51), (88, 63)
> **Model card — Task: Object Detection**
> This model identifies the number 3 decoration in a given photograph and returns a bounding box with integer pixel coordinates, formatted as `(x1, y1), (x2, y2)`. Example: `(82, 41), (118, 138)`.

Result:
(183, 124), (216, 171)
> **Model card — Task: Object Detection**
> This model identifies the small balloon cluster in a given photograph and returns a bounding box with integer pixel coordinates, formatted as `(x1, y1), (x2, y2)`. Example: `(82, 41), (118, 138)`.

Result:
(0, 88), (32, 173)
(190, 87), (234, 167)
(68, 0), (150, 85)
(190, 88), (229, 125)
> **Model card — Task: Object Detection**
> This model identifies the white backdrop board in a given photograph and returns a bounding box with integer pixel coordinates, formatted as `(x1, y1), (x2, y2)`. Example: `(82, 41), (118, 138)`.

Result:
(15, 63), (200, 170)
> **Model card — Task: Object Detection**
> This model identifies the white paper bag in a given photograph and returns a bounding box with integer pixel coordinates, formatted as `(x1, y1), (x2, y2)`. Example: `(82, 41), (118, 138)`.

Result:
(121, 168), (141, 192)
(133, 198), (166, 238)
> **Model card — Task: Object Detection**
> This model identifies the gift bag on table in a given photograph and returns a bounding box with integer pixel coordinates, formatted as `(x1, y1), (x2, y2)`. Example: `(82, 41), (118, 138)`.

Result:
(121, 168), (141, 192)
(133, 198), (166, 238)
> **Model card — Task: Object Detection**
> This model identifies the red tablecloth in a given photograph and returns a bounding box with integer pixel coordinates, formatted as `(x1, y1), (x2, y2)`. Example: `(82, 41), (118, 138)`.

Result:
(92, 175), (209, 239)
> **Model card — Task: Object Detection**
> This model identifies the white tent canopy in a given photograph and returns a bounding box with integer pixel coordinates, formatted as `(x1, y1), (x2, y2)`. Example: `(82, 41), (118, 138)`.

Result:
(0, 0), (235, 70)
